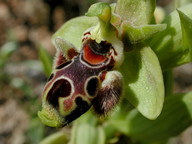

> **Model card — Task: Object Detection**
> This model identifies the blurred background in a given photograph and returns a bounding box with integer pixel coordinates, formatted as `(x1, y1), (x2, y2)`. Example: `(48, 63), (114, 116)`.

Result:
(0, 0), (192, 144)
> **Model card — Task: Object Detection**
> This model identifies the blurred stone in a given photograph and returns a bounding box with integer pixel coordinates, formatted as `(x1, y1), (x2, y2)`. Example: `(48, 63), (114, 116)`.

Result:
(180, 126), (192, 144)
(0, 2), (11, 46)
(0, 2), (11, 20)
(29, 26), (55, 55)
(174, 63), (192, 93)
(14, 26), (28, 43)
(0, 100), (29, 144)
(52, 6), (66, 31)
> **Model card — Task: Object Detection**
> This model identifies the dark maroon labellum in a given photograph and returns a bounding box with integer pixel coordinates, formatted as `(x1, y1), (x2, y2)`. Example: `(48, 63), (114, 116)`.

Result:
(47, 79), (72, 108)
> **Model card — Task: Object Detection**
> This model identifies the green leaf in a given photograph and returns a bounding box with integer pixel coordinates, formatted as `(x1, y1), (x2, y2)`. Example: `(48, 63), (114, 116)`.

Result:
(52, 16), (98, 51)
(110, 92), (192, 142)
(0, 42), (18, 68)
(121, 23), (167, 44)
(40, 131), (69, 144)
(150, 4), (192, 70)
(38, 45), (52, 77)
(120, 45), (164, 119)
(27, 118), (44, 144)
(115, 0), (156, 25)
(0, 42), (17, 59)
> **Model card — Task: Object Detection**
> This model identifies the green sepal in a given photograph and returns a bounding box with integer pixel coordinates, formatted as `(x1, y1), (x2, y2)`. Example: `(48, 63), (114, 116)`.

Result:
(109, 92), (192, 142)
(177, 9), (192, 63)
(115, 0), (156, 25)
(150, 4), (192, 70)
(120, 44), (164, 119)
(85, 2), (111, 23)
(52, 16), (98, 51)
(121, 23), (167, 44)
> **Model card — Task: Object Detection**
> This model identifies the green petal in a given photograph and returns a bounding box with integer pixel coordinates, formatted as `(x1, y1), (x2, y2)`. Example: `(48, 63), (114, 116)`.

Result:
(121, 23), (167, 43)
(85, 2), (111, 23)
(115, 0), (155, 25)
(110, 3), (122, 27)
(110, 92), (192, 142)
(120, 45), (164, 119)
(52, 16), (98, 50)
(150, 4), (192, 70)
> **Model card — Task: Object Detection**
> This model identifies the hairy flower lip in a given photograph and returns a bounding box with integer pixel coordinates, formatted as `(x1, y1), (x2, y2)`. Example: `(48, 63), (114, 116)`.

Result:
(38, 107), (64, 128)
